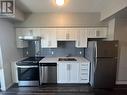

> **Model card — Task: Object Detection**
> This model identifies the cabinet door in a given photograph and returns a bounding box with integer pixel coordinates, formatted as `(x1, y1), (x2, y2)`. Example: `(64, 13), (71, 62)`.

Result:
(22, 28), (34, 36)
(56, 28), (76, 41)
(49, 28), (57, 48)
(57, 63), (68, 83)
(40, 28), (57, 48)
(66, 28), (76, 41)
(87, 27), (107, 38)
(33, 28), (41, 36)
(56, 28), (67, 41)
(96, 28), (107, 38)
(22, 28), (41, 37)
(40, 28), (49, 48)
(87, 28), (96, 38)
(70, 63), (79, 83)
(16, 28), (28, 48)
(76, 28), (87, 48)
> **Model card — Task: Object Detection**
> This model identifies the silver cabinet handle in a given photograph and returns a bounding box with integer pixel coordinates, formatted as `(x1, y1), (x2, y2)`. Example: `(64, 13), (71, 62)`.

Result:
(67, 64), (71, 70)
(78, 41), (80, 46)
(29, 30), (33, 36)
(96, 30), (100, 36)
(17, 66), (38, 68)
(66, 33), (69, 39)
(67, 64), (69, 70)
(48, 41), (51, 46)
(69, 64), (71, 70)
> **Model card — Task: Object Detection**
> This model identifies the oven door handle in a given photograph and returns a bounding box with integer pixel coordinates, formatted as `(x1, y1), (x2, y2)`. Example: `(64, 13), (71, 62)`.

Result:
(17, 66), (38, 68)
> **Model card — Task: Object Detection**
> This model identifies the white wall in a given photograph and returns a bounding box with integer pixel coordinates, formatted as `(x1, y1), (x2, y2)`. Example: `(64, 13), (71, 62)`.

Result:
(15, 7), (25, 21)
(106, 18), (116, 40)
(114, 18), (127, 84)
(0, 19), (22, 90)
(101, 0), (127, 21)
(15, 13), (107, 27)
(0, 45), (6, 91)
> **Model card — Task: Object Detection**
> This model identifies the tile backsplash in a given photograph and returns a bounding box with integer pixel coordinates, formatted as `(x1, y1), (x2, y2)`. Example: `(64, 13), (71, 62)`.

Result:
(24, 41), (84, 57)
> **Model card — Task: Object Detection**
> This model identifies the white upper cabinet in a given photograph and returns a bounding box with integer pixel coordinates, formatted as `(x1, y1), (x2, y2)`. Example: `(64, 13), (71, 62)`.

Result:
(16, 27), (108, 48)
(16, 28), (40, 48)
(22, 28), (40, 37)
(56, 28), (76, 41)
(75, 28), (88, 48)
(40, 28), (57, 48)
(16, 28), (28, 48)
(87, 27), (107, 38)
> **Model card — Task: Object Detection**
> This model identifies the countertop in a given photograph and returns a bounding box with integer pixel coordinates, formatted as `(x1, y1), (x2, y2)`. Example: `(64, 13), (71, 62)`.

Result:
(39, 57), (90, 64)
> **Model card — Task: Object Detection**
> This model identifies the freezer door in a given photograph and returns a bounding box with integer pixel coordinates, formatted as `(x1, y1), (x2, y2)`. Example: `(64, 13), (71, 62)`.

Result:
(93, 58), (117, 88)
(97, 41), (118, 58)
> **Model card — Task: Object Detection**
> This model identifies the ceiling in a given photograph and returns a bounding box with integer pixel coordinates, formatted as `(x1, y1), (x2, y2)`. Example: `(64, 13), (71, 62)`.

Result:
(16, 0), (109, 13)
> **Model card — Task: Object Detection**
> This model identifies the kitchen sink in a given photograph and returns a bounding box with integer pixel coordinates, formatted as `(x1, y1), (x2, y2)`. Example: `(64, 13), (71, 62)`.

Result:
(58, 58), (77, 61)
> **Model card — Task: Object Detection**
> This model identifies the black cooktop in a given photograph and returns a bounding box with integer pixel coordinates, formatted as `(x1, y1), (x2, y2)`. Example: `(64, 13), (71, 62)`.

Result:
(16, 57), (44, 66)
(22, 57), (44, 62)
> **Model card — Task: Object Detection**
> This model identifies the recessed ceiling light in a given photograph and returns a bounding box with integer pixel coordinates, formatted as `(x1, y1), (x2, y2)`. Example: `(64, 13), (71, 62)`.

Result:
(56, 0), (64, 6)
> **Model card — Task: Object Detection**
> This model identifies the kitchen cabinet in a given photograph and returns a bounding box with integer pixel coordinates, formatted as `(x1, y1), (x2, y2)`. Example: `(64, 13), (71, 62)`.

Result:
(87, 27), (107, 38)
(40, 28), (57, 48)
(16, 28), (40, 48)
(57, 62), (79, 83)
(79, 63), (90, 83)
(21, 28), (40, 37)
(69, 63), (79, 83)
(16, 28), (28, 48)
(57, 63), (68, 83)
(75, 28), (88, 48)
(56, 28), (76, 41)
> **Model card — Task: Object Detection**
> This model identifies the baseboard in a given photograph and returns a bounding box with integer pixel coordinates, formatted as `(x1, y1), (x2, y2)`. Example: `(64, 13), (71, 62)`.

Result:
(116, 81), (127, 85)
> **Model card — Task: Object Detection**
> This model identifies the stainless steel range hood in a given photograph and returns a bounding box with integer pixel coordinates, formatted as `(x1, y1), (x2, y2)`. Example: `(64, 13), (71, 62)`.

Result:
(19, 36), (41, 41)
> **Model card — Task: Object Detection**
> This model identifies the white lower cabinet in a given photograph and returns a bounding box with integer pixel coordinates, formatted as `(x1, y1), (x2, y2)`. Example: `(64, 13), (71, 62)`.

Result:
(57, 62), (89, 83)
(79, 63), (90, 83)
(57, 62), (79, 83)
(57, 63), (68, 83)
(69, 63), (79, 83)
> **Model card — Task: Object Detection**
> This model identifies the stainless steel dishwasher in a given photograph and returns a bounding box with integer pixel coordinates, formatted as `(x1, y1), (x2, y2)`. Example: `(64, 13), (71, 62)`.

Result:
(39, 63), (57, 85)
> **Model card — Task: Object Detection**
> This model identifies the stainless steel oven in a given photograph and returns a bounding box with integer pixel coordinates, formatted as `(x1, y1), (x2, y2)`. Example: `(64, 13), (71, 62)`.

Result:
(17, 65), (39, 86)
(16, 57), (44, 86)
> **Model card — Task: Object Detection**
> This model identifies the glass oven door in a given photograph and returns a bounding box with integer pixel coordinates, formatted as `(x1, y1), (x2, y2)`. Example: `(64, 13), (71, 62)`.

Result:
(17, 66), (39, 86)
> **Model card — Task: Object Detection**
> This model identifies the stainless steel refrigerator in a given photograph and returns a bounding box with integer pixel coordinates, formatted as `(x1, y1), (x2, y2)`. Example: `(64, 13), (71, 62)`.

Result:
(85, 41), (118, 89)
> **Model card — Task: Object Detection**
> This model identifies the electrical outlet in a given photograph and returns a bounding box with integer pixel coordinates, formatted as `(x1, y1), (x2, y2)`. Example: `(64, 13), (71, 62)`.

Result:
(51, 51), (54, 55)
(80, 51), (82, 55)
(26, 51), (29, 55)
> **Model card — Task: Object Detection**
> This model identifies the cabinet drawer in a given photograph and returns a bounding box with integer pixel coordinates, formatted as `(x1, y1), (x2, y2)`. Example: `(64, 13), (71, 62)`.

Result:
(81, 64), (88, 66)
(80, 78), (88, 81)
(80, 78), (89, 83)
(80, 72), (88, 75)
(80, 73), (88, 78)
(81, 64), (88, 68)
(81, 68), (88, 71)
